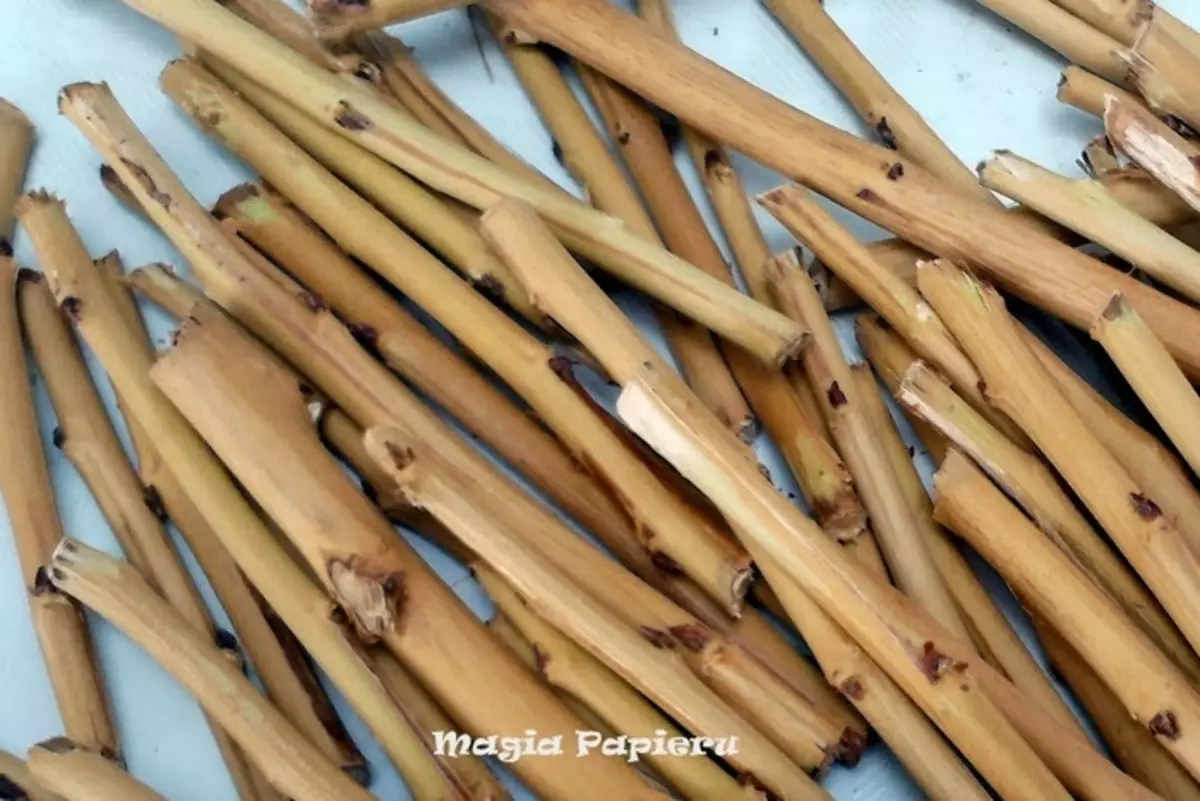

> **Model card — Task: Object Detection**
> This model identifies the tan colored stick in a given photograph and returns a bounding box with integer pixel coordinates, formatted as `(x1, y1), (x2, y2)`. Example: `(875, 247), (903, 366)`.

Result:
(117, 0), (806, 367)
(486, 0), (1200, 378)
(477, 198), (1082, 799)
(164, 61), (753, 616)
(0, 751), (65, 801)
(213, 183), (632, 568)
(0, 254), (117, 760)
(310, 0), (472, 39)
(48, 542), (376, 801)
(854, 316), (950, 462)
(478, 568), (754, 801)
(968, 0), (1130, 83)
(26, 739), (163, 801)
(1125, 9), (1200, 132)
(1021, 324), (1200, 559)
(765, 254), (971, 640)
(0, 99), (33, 249)
(19, 181), (450, 800)
(1092, 294), (1200, 477)
(980, 151), (1200, 303)
(850, 363), (1081, 725)
(355, 32), (469, 145)
(1058, 65), (1147, 118)
(370, 435), (827, 801)
(935, 449), (1200, 780)
(152, 307), (663, 801)
(223, 0), (335, 67)
(898, 357), (1200, 681)
(763, 0), (998, 206)
(918, 259), (1200, 657)
(573, 67), (754, 437)
(1038, 623), (1200, 801)
(1050, 0), (1149, 44)
(1107, 94), (1200, 214)
(1082, 134), (1123, 178)
(15, 271), (283, 796)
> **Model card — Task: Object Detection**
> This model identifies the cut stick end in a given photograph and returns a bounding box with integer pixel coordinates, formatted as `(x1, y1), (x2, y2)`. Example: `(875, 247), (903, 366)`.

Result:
(1092, 292), (1135, 334)
(57, 81), (111, 115)
(14, 189), (63, 219)
(212, 182), (273, 222)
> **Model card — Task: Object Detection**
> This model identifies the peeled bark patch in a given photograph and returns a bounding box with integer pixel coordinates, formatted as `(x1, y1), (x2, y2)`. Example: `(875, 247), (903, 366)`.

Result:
(327, 558), (405, 639)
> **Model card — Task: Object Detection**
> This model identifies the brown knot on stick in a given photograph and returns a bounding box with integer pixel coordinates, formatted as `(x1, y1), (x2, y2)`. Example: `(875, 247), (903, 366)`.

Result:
(1130, 492), (1163, 520)
(1150, 710), (1181, 740)
(668, 624), (710, 653)
(333, 102), (373, 132)
(327, 557), (406, 640)
(639, 626), (675, 650)
(917, 641), (954, 681)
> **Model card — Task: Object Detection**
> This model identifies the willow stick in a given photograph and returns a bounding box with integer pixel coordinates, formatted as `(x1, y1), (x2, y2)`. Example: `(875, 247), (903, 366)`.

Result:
(855, 316), (950, 462)
(980, 151), (1200, 303)
(1039, 623), (1200, 801)
(222, 0), (335, 67)
(898, 357), (1200, 680)
(1050, 0), (1148, 44)
(759, 186), (1027, 445)
(116, 0), (805, 366)
(1125, 9), (1200, 132)
(477, 198), (1084, 799)
(765, 254), (972, 640)
(1020, 326), (1200, 562)
(354, 32), (468, 145)
(1092, 294), (1200, 477)
(1107, 94), (1200, 214)
(152, 307), (662, 801)
(206, 68), (547, 333)
(969, 0), (1130, 82)
(48, 542), (376, 801)
(20, 173), (455, 801)
(15, 272), (283, 795)
(484, 0), (1200, 378)
(935, 450), (1200, 779)
(0, 750), (65, 801)
(763, 0), (997, 205)
(369, 436), (825, 801)
(478, 569), (753, 801)
(850, 362), (1081, 724)
(0, 254), (117, 759)
(26, 739), (163, 801)
(0, 99), (33, 250)
(310, 0), (472, 39)
(1058, 65), (1147, 118)
(166, 60), (754, 616)
(918, 258), (1200, 658)
(214, 182), (632, 563)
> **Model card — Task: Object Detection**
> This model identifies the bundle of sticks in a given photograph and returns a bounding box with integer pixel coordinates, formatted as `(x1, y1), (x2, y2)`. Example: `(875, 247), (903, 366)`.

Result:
(2, 0), (1200, 799)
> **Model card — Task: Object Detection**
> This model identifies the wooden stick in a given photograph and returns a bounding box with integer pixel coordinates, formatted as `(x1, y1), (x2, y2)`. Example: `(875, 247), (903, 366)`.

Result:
(369, 649), (510, 801)
(571, 67), (755, 437)
(1038, 623), (1200, 801)
(222, 0), (335, 67)
(763, 0), (999, 206)
(898, 356), (1200, 681)
(206, 67), (548, 333)
(0, 253), (118, 760)
(1049, 0), (1149, 44)
(850, 362), (1082, 724)
(854, 315), (950, 462)
(934, 449), (1200, 780)
(1081, 135), (1123, 178)
(117, 0), (806, 367)
(164, 62), (754, 616)
(1092, 293), (1200, 478)
(1107, 94), (1200, 214)
(980, 150), (1200, 303)
(15, 271), (286, 796)
(369, 435), (826, 801)
(47, 542), (377, 801)
(213, 183), (635, 572)
(0, 98), (33, 249)
(1125, 8), (1200, 132)
(310, 0), (472, 39)
(18, 177), (450, 800)
(478, 568), (753, 801)
(0, 750), (65, 801)
(354, 32), (469, 145)
(26, 739), (163, 801)
(486, 0), (1200, 378)
(1058, 65), (1147, 118)
(765, 254), (972, 639)
(918, 258), (1200, 658)
(760, 187), (1027, 442)
(152, 307), (663, 801)
(967, 0), (1131, 83)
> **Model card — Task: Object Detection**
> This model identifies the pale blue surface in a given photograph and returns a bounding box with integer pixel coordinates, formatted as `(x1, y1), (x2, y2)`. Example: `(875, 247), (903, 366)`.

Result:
(1, 0), (1197, 799)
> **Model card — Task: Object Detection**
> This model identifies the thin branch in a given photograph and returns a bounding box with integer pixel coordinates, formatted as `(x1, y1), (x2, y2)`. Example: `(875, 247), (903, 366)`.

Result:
(0, 749), (66, 801)
(1106, 94), (1200, 214)
(1057, 65), (1147, 118)
(310, 0), (473, 40)
(26, 739), (163, 801)
(0, 98), (33, 247)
